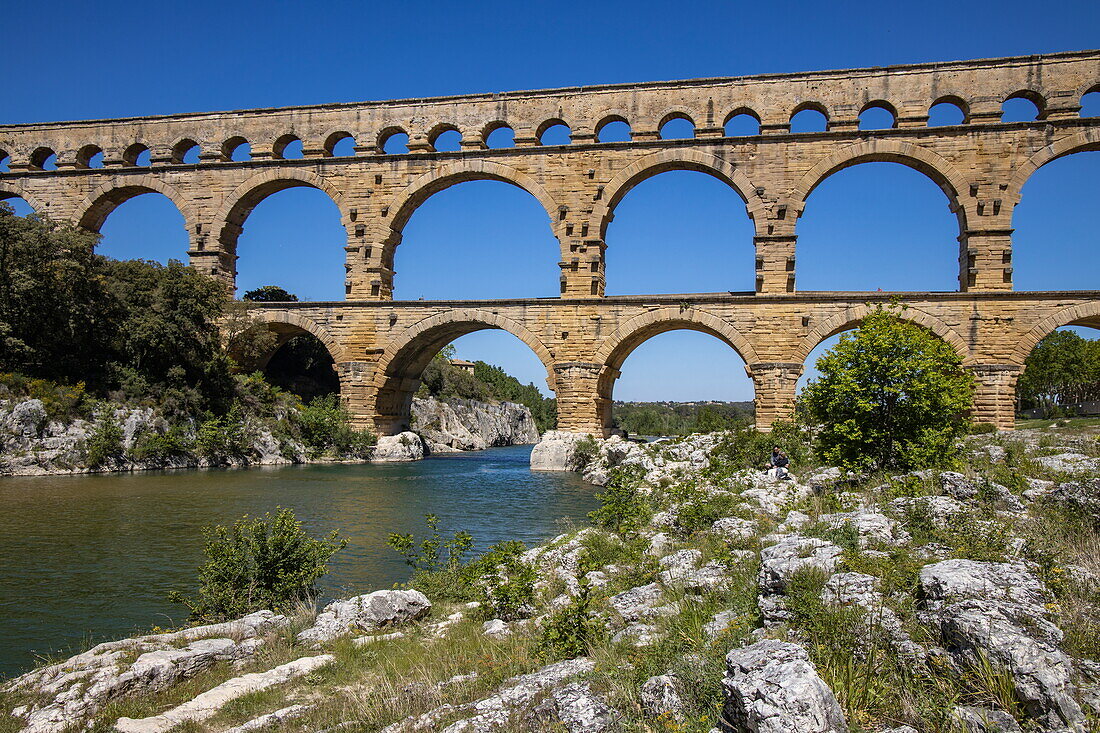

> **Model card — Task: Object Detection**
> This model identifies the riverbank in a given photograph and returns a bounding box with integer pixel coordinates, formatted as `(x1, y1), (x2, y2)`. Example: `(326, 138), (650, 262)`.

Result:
(0, 395), (538, 477)
(5, 423), (1099, 731)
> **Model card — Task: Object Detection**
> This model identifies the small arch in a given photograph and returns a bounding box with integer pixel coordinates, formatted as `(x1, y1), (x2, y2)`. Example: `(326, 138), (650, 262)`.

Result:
(790, 102), (829, 133)
(596, 115), (632, 143)
(483, 122), (515, 149)
(537, 119), (572, 145)
(372, 310), (555, 434)
(795, 304), (971, 365)
(0, 149), (9, 173)
(1002, 90), (1046, 122)
(323, 131), (356, 157)
(1012, 302), (1100, 364)
(658, 111), (695, 140)
(172, 138), (200, 164)
(858, 101), (897, 130)
(928, 95), (970, 126)
(1081, 86), (1100, 118)
(723, 108), (761, 136)
(30, 147), (58, 171)
(273, 134), (304, 160)
(378, 127), (409, 154)
(122, 143), (151, 167)
(428, 124), (462, 152)
(223, 136), (251, 162)
(76, 145), (104, 169)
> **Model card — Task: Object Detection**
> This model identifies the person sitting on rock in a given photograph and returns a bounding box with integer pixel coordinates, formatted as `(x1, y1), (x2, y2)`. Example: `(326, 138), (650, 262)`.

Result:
(766, 447), (790, 480)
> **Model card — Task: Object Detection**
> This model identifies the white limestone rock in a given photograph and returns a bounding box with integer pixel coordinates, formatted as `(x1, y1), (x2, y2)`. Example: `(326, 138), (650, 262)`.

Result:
(371, 432), (426, 462)
(758, 535), (843, 594)
(410, 396), (538, 452)
(530, 431), (591, 472)
(641, 674), (685, 722)
(297, 590), (430, 646)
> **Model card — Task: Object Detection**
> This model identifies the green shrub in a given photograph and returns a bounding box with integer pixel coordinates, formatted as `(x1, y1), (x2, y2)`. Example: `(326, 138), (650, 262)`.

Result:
(169, 507), (346, 622)
(588, 465), (650, 534)
(128, 424), (194, 466)
(573, 434), (599, 469)
(537, 581), (602, 661)
(468, 541), (537, 621)
(85, 414), (124, 468)
(297, 394), (375, 458)
(195, 404), (252, 462)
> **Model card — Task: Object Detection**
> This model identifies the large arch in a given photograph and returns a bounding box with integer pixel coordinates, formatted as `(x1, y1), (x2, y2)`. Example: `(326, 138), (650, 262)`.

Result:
(790, 140), (969, 224)
(236, 309), (346, 365)
(1006, 128), (1100, 206)
(212, 169), (352, 259)
(380, 160), (560, 238)
(794, 303), (971, 365)
(76, 177), (194, 234)
(597, 149), (767, 238)
(1011, 301), (1100, 364)
(371, 309), (556, 434)
(0, 183), (48, 214)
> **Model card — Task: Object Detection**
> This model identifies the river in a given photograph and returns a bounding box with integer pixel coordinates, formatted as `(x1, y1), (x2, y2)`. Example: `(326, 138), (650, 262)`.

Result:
(0, 445), (597, 679)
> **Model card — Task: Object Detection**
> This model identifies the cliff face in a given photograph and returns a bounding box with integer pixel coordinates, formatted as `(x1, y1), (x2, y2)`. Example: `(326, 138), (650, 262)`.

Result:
(410, 396), (539, 453)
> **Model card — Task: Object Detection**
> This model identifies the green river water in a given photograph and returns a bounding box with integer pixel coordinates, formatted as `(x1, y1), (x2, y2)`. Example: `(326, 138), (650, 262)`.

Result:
(0, 445), (597, 679)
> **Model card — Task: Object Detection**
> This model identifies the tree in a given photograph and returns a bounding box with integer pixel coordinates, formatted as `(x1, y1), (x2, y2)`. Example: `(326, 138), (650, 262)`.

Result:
(243, 285), (298, 302)
(1017, 330), (1100, 414)
(170, 507), (347, 622)
(800, 304), (974, 470)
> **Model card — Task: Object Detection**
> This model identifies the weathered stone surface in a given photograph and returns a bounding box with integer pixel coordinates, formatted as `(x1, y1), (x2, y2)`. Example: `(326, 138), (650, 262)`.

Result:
(641, 674), (685, 722)
(114, 654), (333, 733)
(410, 396), (538, 453)
(711, 517), (758, 543)
(952, 705), (1023, 732)
(530, 431), (590, 472)
(371, 432), (426, 462)
(297, 590), (430, 645)
(608, 583), (665, 622)
(758, 536), (843, 594)
(531, 681), (620, 732)
(222, 704), (311, 733)
(721, 640), (848, 733)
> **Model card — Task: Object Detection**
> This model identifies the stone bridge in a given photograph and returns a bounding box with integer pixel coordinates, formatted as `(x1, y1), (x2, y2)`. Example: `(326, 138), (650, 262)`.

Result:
(1, 50), (1098, 434)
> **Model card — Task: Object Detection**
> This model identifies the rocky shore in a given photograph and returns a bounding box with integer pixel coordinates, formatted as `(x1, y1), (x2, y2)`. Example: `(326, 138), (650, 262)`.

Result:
(4, 422), (1100, 731)
(0, 396), (538, 476)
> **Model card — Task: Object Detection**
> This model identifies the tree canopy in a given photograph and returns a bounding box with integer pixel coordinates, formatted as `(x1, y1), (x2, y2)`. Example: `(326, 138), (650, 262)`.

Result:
(800, 305), (974, 470)
(1017, 330), (1100, 414)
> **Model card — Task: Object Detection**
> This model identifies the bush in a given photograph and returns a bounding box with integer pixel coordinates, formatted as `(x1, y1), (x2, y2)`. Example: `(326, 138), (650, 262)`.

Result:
(128, 424), (194, 466)
(537, 581), (603, 660)
(195, 404), (253, 463)
(85, 414), (124, 468)
(800, 304), (974, 471)
(170, 507), (346, 623)
(588, 465), (650, 534)
(297, 394), (375, 458)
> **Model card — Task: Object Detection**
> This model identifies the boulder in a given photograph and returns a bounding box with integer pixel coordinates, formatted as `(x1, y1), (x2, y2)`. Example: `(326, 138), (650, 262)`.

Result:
(297, 590), (430, 645)
(608, 583), (664, 623)
(758, 536), (843, 594)
(721, 639), (848, 733)
(951, 705), (1023, 732)
(711, 517), (758, 544)
(531, 681), (620, 732)
(372, 432), (426, 462)
(530, 431), (590, 472)
(641, 674), (685, 722)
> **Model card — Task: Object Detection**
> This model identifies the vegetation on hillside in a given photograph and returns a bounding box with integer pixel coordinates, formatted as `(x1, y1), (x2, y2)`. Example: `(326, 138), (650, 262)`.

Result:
(1017, 329), (1100, 415)
(611, 401), (753, 436)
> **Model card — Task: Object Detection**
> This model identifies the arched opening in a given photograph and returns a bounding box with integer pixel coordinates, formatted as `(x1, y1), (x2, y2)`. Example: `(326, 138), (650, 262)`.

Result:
(379, 128), (409, 154)
(30, 147), (58, 171)
(94, 192), (189, 263)
(659, 114), (695, 140)
(604, 169), (755, 294)
(1012, 150), (1100, 291)
(796, 162), (960, 291)
(76, 145), (105, 169)
(0, 194), (34, 217)
(393, 179), (560, 299)
(223, 137), (251, 162)
(374, 317), (554, 436)
(1001, 91), (1044, 122)
(538, 120), (571, 146)
(233, 187), (347, 301)
(600, 325), (754, 436)
(172, 139), (200, 164)
(123, 144), (151, 167)
(858, 102), (897, 130)
(790, 104), (828, 133)
(324, 132), (356, 157)
(274, 135), (304, 160)
(229, 320), (340, 403)
(429, 125), (462, 152)
(928, 96), (969, 126)
(484, 123), (515, 149)
(0, 150), (9, 173)
(596, 116), (631, 142)
(1082, 88), (1100, 117)
(724, 110), (760, 136)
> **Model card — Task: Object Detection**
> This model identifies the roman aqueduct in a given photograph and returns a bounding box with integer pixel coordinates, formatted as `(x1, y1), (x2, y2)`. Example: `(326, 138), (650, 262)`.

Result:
(1, 50), (1098, 435)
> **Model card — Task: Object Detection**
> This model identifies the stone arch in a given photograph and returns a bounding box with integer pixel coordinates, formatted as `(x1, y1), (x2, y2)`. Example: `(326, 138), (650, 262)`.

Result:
(656, 106), (699, 132)
(370, 309), (556, 434)
(929, 94), (971, 124)
(794, 303), (971, 365)
(1011, 301), (1100, 364)
(592, 110), (633, 140)
(211, 169), (351, 258)
(76, 177), (194, 233)
(0, 182), (50, 214)
(233, 308), (346, 366)
(596, 148), (767, 238)
(1005, 128), (1100, 206)
(379, 159), (560, 240)
(594, 307), (759, 370)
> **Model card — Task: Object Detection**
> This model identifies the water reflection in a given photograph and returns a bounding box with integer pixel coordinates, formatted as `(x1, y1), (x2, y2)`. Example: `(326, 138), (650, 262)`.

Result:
(0, 445), (595, 678)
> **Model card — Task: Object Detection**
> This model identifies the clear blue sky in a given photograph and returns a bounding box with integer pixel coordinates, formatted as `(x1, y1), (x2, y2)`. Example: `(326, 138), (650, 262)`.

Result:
(3, 0), (1098, 401)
